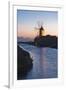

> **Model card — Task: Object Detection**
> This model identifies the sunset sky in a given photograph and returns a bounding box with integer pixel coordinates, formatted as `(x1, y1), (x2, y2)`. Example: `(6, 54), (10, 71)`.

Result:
(17, 10), (58, 40)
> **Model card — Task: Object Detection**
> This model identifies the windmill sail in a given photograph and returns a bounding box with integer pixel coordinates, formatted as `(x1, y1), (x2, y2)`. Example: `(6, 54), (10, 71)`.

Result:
(35, 21), (44, 37)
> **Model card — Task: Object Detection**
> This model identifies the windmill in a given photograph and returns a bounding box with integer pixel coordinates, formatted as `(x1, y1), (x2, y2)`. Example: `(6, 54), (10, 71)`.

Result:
(35, 21), (45, 37)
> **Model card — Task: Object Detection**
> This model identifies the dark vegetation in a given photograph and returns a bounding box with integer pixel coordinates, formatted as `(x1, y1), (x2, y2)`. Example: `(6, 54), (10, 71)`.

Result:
(34, 35), (58, 49)
(18, 35), (58, 49)
(17, 45), (33, 80)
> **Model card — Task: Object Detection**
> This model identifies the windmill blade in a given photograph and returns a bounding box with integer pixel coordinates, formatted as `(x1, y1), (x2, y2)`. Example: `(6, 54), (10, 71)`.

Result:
(35, 21), (45, 31)
(41, 21), (43, 26)
(35, 27), (40, 30)
(37, 21), (41, 28)
(37, 21), (44, 28)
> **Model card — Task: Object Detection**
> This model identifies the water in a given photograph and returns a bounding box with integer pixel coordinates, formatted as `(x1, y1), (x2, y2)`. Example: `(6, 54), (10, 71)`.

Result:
(19, 43), (58, 79)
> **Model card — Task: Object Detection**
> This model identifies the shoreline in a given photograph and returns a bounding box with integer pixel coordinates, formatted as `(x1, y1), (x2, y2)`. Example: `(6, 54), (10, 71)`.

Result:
(18, 35), (58, 49)
(17, 45), (33, 80)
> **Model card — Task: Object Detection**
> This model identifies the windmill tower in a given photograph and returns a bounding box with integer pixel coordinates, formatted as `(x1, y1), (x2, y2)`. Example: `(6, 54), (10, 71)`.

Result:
(35, 21), (44, 37)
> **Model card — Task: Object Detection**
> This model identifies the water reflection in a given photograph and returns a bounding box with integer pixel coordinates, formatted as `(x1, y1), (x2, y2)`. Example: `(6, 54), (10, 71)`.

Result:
(19, 44), (57, 79)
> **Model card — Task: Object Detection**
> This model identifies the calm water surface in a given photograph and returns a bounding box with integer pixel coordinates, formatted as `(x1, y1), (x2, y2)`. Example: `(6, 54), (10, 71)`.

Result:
(19, 44), (58, 79)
